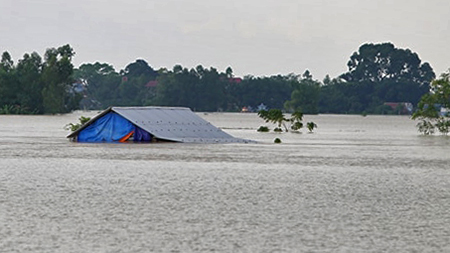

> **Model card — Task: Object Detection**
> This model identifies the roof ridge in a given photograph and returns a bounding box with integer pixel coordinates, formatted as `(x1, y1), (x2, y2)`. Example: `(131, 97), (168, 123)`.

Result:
(111, 106), (190, 111)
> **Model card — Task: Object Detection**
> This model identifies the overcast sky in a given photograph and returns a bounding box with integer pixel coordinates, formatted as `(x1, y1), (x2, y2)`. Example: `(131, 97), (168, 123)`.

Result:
(2, 0), (449, 80)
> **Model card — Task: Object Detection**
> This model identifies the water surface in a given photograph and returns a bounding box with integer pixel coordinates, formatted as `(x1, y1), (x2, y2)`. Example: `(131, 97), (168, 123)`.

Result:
(0, 112), (449, 252)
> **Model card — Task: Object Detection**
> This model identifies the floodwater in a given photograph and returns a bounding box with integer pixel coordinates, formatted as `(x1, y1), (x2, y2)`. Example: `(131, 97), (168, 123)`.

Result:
(0, 112), (449, 252)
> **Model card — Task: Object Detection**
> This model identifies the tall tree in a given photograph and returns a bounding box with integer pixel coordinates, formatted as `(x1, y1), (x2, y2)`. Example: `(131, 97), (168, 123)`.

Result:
(284, 70), (320, 114)
(121, 59), (157, 79)
(118, 59), (158, 106)
(0, 52), (18, 107)
(340, 42), (435, 107)
(41, 44), (78, 114)
(73, 62), (121, 108)
(153, 65), (228, 111)
(233, 75), (293, 110)
(341, 43), (434, 84)
(16, 52), (44, 113)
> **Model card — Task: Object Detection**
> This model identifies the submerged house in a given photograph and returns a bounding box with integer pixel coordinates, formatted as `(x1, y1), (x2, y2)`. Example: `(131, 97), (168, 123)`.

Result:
(67, 106), (249, 143)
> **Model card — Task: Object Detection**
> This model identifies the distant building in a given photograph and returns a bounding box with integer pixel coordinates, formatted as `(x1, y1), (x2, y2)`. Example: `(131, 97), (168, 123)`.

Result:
(241, 106), (250, 113)
(145, 80), (158, 88)
(256, 103), (268, 112)
(71, 80), (86, 94)
(384, 102), (413, 115)
(441, 107), (449, 116)
(229, 77), (242, 84)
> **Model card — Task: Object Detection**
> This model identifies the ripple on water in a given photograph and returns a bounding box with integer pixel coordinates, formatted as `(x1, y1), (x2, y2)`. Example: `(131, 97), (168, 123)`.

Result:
(0, 113), (449, 252)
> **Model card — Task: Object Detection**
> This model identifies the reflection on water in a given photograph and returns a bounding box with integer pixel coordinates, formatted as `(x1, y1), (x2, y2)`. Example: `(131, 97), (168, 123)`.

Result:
(0, 112), (449, 252)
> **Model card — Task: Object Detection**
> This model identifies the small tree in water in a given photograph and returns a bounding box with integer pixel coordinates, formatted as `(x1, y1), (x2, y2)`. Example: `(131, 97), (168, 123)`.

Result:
(412, 70), (450, 135)
(306, 122), (318, 133)
(257, 109), (316, 133)
(290, 111), (304, 131)
(258, 109), (288, 132)
(64, 116), (91, 132)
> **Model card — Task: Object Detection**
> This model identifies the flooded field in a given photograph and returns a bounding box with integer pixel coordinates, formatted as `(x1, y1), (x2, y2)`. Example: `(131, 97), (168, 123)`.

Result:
(0, 112), (449, 252)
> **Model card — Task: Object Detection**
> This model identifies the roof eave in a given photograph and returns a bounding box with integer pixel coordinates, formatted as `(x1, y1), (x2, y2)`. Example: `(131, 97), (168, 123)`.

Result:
(66, 107), (113, 138)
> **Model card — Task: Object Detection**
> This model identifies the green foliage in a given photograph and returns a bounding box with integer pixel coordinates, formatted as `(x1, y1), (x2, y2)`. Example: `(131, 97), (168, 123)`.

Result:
(341, 42), (435, 85)
(0, 105), (25, 114)
(274, 138), (282, 143)
(258, 109), (316, 133)
(258, 109), (288, 131)
(16, 52), (44, 113)
(64, 116), (91, 132)
(0, 45), (79, 114)
(153, 65), (228, 111)
(257, 126), (270, 132)
(306, 122), (318, 133)
(0, 52), (19, 108)
(0, 42), (438, 116)
(412, 70), (450, 135)
(118, 59), (158, 106)
(1, 52), (14, 73)
(41, 45), (76, 114)
(72, 64), (296, 113)
(319, 42), (435, 114)
(290, 111), (304, 131)
(73, 59), (159, 109)
(233, 75), (294, 110)
(416, 120), (436, 135)
(285, 70), (320, 114)
(436, 118), (450, 135)
(73, 62), (121, 109)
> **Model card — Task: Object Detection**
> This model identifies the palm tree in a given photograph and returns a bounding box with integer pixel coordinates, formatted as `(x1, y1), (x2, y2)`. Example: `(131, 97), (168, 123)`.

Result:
(290, 111), (304, 131)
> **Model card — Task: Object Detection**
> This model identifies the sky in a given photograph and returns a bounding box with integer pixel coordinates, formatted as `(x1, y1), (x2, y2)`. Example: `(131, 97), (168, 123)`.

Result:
(2, 0), (449, 80)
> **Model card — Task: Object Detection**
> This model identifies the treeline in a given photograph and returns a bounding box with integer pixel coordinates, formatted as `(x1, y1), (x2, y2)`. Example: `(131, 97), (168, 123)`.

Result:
(321, 43), (435, 114)
(73, 61), (311, 112)
(0, 42), (437, 114)
(0, 45), (80, 114)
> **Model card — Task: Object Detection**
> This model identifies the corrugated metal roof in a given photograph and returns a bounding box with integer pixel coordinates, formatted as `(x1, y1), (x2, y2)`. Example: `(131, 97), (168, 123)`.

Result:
(67, 106), (251, 143)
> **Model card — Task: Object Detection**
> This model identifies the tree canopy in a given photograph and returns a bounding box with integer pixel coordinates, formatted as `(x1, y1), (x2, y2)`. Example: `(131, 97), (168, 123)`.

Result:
(284, 70), (321, 114)
(0, 42), (441, 116)
(341, 42), (435, 85)
(0, 44), (80, 114)
(319, 42), (436, 114)
(412, 70), (450, 135)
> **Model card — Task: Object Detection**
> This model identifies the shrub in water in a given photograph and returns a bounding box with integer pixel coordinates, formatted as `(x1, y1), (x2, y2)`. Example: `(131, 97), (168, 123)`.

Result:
(306, 122), (317, 133)
(257, 126), (270, 132)
(273, 127), (283, 132)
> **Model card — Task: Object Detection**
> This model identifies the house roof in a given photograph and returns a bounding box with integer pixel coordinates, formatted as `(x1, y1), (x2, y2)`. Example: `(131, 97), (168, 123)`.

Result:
(67, 106), (251, 143)
(145, 80), (158, 87)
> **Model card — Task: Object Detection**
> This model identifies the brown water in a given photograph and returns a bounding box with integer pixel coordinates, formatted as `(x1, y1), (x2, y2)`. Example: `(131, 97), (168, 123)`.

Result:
(0, 112), (449, 252)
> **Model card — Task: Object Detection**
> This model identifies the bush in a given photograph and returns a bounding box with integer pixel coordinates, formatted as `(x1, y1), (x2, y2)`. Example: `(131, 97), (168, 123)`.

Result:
(306, 122), (317, 132)
(257, 126), (270, 132)
(273, 127), (283, 132)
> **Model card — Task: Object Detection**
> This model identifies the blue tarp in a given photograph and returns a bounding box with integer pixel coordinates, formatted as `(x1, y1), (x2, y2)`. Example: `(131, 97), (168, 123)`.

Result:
(78, 112), (134, 142)
(68, 106), (250, 143)
(134, 126), (152, 142)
